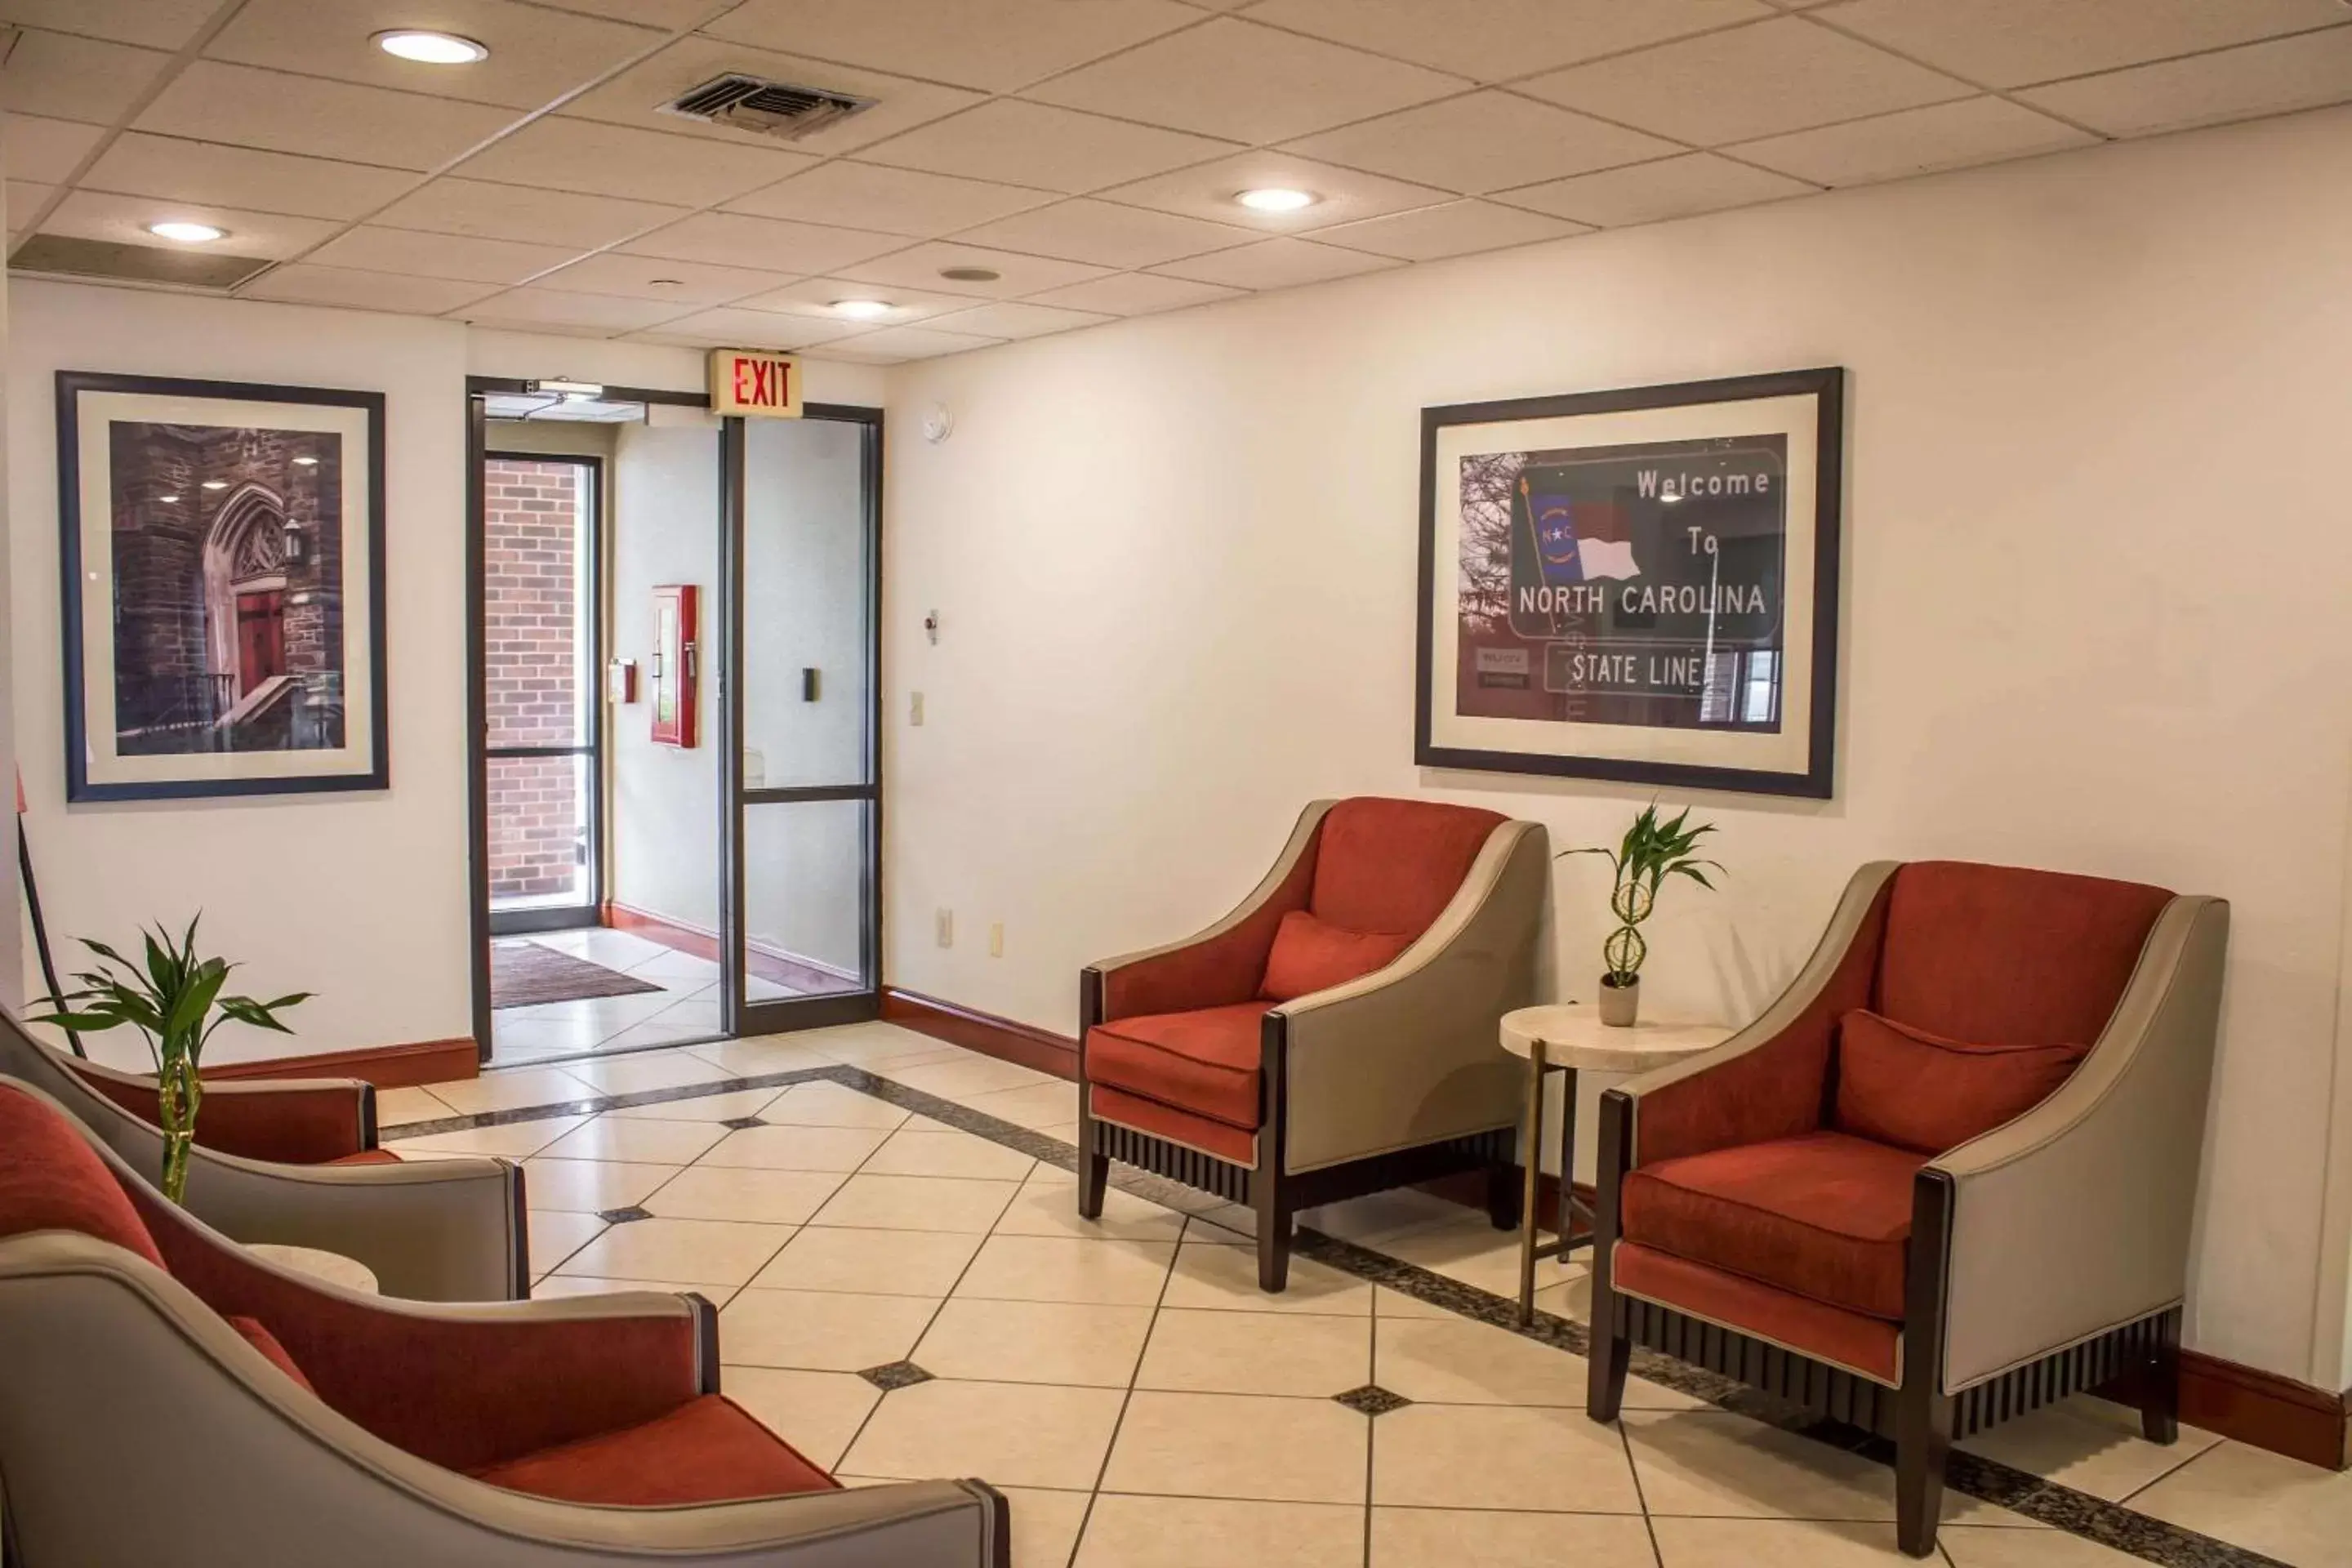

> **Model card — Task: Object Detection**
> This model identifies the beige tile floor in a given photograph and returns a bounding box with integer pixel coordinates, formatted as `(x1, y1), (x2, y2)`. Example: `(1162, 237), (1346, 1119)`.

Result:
(387, 1022), (2346, 1568)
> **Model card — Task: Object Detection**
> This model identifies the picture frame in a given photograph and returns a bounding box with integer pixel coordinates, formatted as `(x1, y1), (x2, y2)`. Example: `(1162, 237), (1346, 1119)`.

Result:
(56, 370), (390, 802)
(1416, 368), (1844, 799)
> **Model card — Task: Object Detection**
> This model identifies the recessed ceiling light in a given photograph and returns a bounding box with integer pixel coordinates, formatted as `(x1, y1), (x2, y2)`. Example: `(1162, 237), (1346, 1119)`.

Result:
(938, 265), (1000, 283)
(158, 494), (181, 503)
(148, 220), (225, 243)
(831, 298), (894, 319)
(1236, 187), (1316, 213)
(374, 29), (489, 65)
(200, 480), (228, 491)
(292, 456), (319, 466)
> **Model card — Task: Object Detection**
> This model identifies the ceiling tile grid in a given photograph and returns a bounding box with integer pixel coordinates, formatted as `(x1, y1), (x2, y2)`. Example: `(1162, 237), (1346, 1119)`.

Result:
(2, 3), (2347, 362)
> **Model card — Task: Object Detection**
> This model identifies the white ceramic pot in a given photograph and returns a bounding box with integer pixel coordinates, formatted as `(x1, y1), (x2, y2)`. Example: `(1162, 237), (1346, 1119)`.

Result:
(1597, 975), (1641, 1027)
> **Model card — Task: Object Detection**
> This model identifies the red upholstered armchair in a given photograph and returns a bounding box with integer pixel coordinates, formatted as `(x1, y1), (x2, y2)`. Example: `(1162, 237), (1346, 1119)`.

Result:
(1079, 797), (1549, 1290)
(0, 1078), (1010, 1567)
(1585, 861), (2229, 1558)
(0, 1012), (527, 1302)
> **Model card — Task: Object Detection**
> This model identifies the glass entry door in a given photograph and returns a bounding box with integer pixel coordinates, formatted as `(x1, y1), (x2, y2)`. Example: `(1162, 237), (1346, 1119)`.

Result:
(721, 408), (882, 1035)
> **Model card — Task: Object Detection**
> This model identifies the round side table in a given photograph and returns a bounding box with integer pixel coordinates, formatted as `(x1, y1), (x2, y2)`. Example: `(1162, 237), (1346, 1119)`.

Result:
(249, 1243), (381, 1295)
(1499, 1005), (1730, 1324)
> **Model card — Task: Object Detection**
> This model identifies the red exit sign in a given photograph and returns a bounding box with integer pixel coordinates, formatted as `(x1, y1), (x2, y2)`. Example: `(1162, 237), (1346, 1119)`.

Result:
(709, 349), (803, 418)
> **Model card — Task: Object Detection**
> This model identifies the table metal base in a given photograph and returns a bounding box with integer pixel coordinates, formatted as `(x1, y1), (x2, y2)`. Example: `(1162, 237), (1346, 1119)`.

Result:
(1517, 1045), (1592, 1325)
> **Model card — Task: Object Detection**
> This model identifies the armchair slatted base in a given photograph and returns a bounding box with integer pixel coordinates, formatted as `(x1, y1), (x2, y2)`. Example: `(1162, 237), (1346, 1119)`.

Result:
(1079, 1114), (1516, 1289)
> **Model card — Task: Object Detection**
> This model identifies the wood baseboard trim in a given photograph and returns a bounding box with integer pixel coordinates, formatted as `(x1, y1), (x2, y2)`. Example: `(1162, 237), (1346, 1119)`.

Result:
(604, 902), (854, 995)
(205, 1036), (479, 1089)
(881, 987), (1078, 1081)
(2171, 1352), (2350, 1471)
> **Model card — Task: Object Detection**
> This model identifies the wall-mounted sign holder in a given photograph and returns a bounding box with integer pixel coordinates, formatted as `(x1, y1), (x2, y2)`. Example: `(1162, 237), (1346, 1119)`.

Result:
(651, 584), (698, 748)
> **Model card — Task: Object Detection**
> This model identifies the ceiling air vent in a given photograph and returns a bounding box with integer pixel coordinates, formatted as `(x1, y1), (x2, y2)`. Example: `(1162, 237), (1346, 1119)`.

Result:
(659, 74), (875, 140)
(11, 234), (274, 291)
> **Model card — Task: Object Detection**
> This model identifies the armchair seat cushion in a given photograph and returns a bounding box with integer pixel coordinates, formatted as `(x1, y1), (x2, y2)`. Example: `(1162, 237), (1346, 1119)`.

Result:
(1621, 1131), (1927, 1321)
(470, 1395), (838, 1506)
(325, 1149), (404, 1167)
(1086, 1003), (1266, 1130)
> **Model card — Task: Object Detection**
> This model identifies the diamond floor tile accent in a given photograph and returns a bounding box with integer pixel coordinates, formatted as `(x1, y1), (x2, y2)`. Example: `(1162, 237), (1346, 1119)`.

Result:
(857, 1360), (936, 1392)
(1334, 1383), (1412, 1417)
(719, 1116), (768, 1130)
(595, 1205), (653, 1224)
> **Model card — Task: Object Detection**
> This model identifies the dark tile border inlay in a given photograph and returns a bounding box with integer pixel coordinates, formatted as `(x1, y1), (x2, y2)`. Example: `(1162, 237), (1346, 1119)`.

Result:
(1334, 1384), (1411, 1417)
(388, 1058), (2285, 1568)
(858, 1361), (934, 1392)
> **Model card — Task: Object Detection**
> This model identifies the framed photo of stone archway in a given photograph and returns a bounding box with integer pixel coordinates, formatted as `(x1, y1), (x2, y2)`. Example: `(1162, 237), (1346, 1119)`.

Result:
(56, 371), (389, 802)
(1417, 368), (1844, 799)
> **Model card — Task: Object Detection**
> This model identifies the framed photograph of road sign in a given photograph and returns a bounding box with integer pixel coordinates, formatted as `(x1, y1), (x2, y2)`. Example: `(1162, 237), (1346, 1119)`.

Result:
(1416, 368), (1843, 798)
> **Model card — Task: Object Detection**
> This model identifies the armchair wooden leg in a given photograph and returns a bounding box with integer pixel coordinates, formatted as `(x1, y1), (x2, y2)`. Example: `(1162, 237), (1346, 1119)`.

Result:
(1586, 1296), (1631, 1422)
(1586, 1089), (1633, 1423)
(2141, 1307), (2182, 1445)
(1895, 1388), (1953, 1558)
(1485, 1158), (1522, 1232)
(1254, 1174), (1291, 1293)
(1076, 1109), (1108, 1221)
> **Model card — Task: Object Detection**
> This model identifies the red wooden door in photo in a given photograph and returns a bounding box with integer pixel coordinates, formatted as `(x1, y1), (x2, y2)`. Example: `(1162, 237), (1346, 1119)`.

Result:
(235, 590), (286, 696)
(651, 583), (699, 748)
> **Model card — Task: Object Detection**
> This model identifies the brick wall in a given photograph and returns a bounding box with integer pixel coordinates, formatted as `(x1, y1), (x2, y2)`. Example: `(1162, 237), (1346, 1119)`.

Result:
(485, 458), (586, 902)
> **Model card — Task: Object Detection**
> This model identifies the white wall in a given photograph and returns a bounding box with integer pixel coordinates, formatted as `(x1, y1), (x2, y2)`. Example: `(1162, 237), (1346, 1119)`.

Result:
(7, 282), (473, 1064)
(608, 416), (724, 935)
(0, 118), (19, 1016)
(880, 104), (2352, 1388)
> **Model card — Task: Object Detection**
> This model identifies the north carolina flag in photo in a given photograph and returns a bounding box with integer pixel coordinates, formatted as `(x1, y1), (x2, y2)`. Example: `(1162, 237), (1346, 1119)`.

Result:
(1529, 489), (1584, 585)
(1571, 498), (1641, 581)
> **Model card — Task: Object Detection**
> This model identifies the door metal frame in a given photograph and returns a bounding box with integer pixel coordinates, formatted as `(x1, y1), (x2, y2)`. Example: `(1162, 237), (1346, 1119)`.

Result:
(718, 403), (886, 1039)
(483, 448), (606, 938)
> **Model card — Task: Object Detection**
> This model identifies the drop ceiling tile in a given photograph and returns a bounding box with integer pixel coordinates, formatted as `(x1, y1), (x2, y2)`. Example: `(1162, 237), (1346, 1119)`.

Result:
(1022, 270), (1245, 315)
(204, 0), (668, 111)
(6, 114), (104, 185)
(1517, 16), (1972, 145)
(1242, 0), (1773, 82)
(924, 301), (1116, 340)
(455, 117), (817, 206)
(527, 0), (714, 23)
(7, 183), (58, 235)
(2016, 26), (2352, 137)
(1819, 0), (2352, 91)
(725, 162), (1054, 238)
(952, 198), (1257, 268)
(854, 100), (1239, 194)
(308, 225), (586, 284)
(3, 30), (175, 124)
(1022, 16), (1468, 144)
(1151, 236), (1402, 289)
(817, 323), (1005, 363)
(702, 0), (1203, 93)
(39, 190), (339, 260)
(0, 0), (220, 49)
(1098, 151), (1452, 233)
(621, 211), (908, 274)
(1312, 198), (1588, 260)
(1285, 90), (1678, 194)
(372, 177), (685, 248)
(137, 61), (519, 169)
(535, 251), (797, 305)
(1497, 152), (1814, 226)
(563, 35), (983, 157)
(236, 262), (502, 314)
(81, 134), (423, 222)
(634, 307), (875, 349)
(456, 287), (691, 332)
(834, 240), (1111, 297)
(1730, 95), (2095, 185)
(725, 276), (982, 324)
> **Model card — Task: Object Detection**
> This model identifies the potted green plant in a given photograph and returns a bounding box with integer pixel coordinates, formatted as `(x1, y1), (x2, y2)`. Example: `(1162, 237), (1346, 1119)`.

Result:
(33, 915), (310, 1204)
(1562, 804), (1722, 1027)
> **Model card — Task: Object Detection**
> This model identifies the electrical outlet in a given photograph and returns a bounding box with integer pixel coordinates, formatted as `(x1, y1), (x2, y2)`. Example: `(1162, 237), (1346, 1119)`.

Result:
(910, 691), (925, 726)
(988, 921), (1004, 958)
(935, 907), (953, 948)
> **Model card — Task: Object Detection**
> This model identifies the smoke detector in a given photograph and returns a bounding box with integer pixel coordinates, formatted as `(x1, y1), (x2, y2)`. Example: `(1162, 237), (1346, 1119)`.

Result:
(659, 74), (875, 141)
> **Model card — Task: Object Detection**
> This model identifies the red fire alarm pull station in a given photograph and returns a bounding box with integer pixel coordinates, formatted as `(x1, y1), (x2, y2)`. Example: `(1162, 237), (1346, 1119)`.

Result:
(650, 584), (699, 748)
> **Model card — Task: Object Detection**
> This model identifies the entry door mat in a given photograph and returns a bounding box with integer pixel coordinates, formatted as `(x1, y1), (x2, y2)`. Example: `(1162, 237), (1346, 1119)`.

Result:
(490, 942), (663, 1009)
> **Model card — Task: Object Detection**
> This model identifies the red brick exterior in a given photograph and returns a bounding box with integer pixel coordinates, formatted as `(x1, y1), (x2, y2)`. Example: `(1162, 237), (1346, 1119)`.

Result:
(485, 459), (588, 903)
